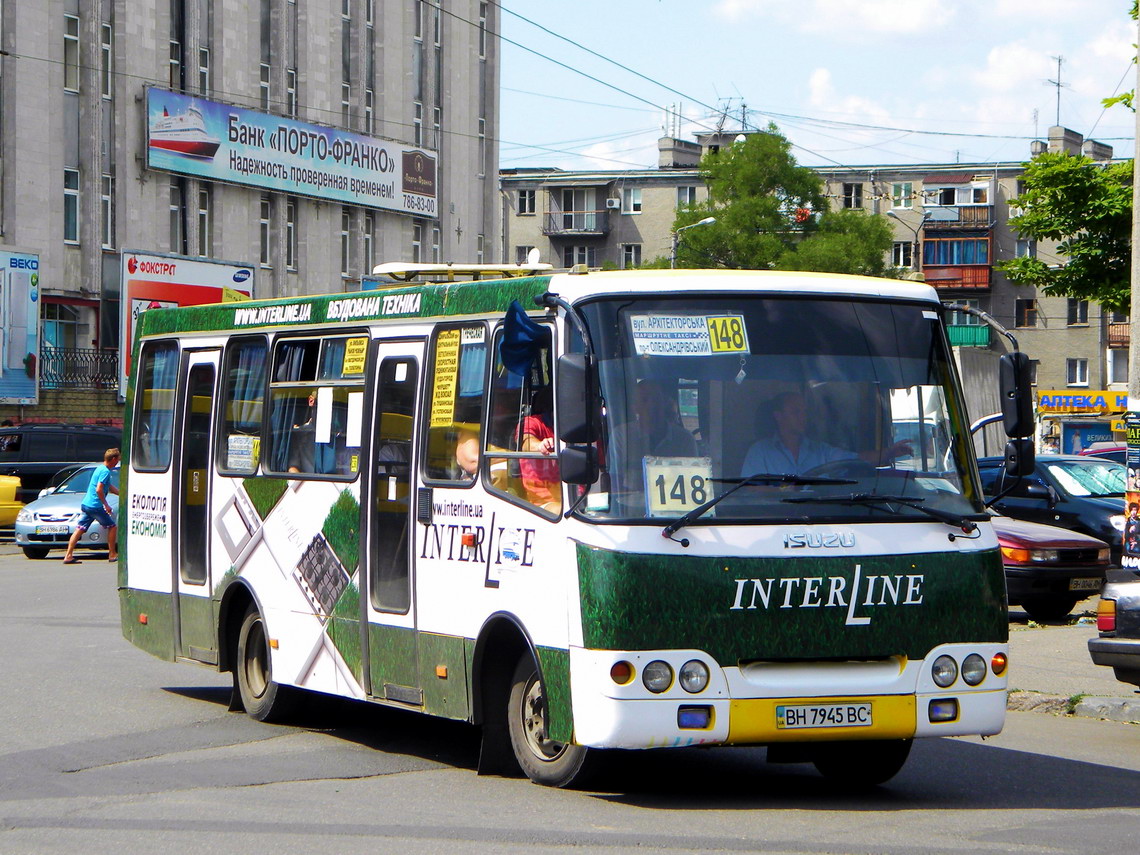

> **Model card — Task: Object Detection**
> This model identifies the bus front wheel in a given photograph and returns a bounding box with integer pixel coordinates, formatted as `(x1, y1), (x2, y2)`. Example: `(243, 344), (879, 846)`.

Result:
(812, 739), (912, 788)
(235, 606), (295, 723)
(507, 656), (591, 788)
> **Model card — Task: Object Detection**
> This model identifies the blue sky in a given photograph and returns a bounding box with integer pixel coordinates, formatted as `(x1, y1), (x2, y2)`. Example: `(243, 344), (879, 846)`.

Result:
(498, 0), (1138, 171)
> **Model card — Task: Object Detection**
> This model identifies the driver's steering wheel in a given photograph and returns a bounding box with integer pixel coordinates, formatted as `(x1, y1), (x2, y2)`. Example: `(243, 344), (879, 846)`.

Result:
(804, 457), (877, 480)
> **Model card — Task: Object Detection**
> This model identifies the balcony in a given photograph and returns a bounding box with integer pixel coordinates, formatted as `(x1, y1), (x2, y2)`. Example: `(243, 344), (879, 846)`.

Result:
(926, 205), (993, 229)
(921, 265), (991, 290)
(1108, 322), (1130, 347)
(542, 209), (611, 237)
(39, 346), (119, 390)
(946, 324), (991, 348)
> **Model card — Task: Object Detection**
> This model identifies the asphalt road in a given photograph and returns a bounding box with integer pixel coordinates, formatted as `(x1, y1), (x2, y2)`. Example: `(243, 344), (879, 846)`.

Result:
(1, 545), (1138, 854)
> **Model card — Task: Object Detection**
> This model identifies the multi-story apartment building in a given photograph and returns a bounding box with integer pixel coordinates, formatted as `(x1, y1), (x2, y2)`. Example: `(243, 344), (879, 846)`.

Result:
(501, 126), (1127, 451)
(0, 0), (498, 423)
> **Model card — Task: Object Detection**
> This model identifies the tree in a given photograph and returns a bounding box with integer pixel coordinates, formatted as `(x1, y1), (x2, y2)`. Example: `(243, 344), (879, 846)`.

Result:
(996, 151), (1133, 312)
(669, 124), (893, 275)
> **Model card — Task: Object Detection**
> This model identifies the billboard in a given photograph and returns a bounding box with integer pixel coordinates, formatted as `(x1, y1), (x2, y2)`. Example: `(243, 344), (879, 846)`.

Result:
(146, 87), (438, 217)
(0, 249), (40, 405)
(119, 251), (253, 395)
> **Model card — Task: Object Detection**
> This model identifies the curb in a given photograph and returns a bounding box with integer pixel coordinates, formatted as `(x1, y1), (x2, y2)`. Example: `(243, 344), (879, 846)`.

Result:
(1008, 690), (1140, 724)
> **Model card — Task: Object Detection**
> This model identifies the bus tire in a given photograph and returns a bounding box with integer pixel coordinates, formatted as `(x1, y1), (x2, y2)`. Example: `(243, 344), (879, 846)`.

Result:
(235, 606), (295, 723)
(812, 738), (912, 788)
(507, 656), (591, 788)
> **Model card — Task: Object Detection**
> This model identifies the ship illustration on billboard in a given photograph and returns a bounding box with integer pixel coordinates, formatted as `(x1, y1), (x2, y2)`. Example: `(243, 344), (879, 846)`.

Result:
(149, 106), (220, 159)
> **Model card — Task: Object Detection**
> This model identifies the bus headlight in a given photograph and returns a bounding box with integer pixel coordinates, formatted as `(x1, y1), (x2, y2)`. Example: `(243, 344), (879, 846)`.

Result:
(960, 653), (987, 686)
(642, 660), (673, 693)
(678, 660), (710, 693)
(932, 654), (958, 688)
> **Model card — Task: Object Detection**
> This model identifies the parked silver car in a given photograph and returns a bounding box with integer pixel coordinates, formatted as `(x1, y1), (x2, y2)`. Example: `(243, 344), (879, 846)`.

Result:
(14, 464), (120, 559)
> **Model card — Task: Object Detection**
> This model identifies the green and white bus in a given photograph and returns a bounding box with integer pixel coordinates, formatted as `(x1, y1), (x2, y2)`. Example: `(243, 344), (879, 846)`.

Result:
(119, 265), (1031, 788)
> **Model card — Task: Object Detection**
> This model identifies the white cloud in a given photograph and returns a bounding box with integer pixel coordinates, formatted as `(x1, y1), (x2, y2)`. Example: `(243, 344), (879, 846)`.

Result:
(715, 0), (951, 33)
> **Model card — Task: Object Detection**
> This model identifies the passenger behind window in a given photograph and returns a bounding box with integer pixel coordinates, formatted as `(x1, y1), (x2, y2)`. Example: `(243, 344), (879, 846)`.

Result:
(518, 385), (560, 512)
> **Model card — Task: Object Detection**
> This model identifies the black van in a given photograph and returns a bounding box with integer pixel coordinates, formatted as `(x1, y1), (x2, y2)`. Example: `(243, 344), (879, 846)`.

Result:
(0, 424), (122, 503)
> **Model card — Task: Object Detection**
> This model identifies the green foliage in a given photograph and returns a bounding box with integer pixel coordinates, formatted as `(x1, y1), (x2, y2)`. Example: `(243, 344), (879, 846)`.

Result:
(672, 124), (891, 274)
(996, 152), (1133, 312)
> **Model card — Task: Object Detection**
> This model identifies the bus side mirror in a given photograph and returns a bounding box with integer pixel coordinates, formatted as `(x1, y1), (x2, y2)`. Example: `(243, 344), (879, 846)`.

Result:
(999, 352), (1034, 438)
(1003, 438), (1035, 477)
(556, 352), (600, 444)
(559, 445), (598, 485)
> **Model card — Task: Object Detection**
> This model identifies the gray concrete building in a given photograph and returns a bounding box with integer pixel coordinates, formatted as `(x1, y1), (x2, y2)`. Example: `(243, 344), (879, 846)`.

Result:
(0, 0), (498, 422)
(501, 126), (1127, 451)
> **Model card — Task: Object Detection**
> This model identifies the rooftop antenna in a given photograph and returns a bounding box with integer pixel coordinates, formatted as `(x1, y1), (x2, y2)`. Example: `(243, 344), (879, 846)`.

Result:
(1032, 108), (1039, 140)
(1047, 55), (1066, 126)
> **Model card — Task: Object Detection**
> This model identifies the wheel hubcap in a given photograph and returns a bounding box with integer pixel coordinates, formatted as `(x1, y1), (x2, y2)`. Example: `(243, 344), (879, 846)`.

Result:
(521, 675), (566, 762)
(245, 620), (269, 699)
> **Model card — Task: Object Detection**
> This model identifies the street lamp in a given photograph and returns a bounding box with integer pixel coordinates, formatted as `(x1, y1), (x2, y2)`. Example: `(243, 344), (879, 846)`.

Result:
(671, 216), (716, 268)
(886, 209), (932, 274)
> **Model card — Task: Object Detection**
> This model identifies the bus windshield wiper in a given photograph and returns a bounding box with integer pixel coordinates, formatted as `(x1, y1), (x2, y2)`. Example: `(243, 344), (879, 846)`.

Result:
(783, 492), (978, 533)
(661, 471), (856, 545)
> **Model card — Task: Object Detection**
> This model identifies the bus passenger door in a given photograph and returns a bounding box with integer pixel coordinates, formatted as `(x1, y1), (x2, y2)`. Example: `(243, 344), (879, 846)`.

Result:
(362, 343), (424, 705)
(173, 349), (219, 662)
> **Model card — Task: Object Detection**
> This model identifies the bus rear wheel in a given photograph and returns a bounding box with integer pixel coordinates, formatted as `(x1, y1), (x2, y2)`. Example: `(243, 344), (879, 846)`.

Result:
(235, 606), (295, 723)
(507, 656), (591, 788)
(812, 739), (912, 788)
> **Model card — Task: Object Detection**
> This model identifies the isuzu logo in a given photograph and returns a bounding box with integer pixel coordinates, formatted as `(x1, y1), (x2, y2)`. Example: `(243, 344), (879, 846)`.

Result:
(783, 531), (855, 549)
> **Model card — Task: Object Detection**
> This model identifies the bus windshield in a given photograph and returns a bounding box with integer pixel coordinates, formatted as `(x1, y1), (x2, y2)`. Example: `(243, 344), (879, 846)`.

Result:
(578, 295), (985, 526)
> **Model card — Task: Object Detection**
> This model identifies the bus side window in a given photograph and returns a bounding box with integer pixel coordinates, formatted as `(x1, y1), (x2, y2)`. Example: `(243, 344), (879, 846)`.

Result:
(132, 340), (179, 472)
(218, 336), (267, 475)
(486, 324), (561, 515)
(422, 324), (487, 483)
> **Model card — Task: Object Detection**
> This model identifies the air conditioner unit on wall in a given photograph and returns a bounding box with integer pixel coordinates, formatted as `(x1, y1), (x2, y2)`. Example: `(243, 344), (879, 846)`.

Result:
(605, 198), (621, 209)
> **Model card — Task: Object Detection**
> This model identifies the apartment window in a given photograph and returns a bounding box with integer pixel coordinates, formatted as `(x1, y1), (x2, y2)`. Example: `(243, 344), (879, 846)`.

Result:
(621, 244), (642, 269)
(477, 234), (485, 265)
(1028, 359), (1039, 386)
(891, 242), (913, 268)
(677, 186), (697, 207)
(259, 197), (271, 267)
(101, 174), (114, 249)
(365, 89), (374, 134)
(169, 40), (182, 90)
(946, 298), (981, 326)
(101, 23), (113, 99)
(414, 0), (424, 40)
(341, 210), (351, 276)
(286, 198), (297, 270)
(891, 182), (913, 209)
(563, 246), (596, 268)
(515, 245), (535, 265)
(1015, 298), (1037, 328)
(621, 187), (642, 214)
(341, 83), (351, 127)
(197, 187), (213, 257)
(1109, 349), (1129, 385)
(842, 183), (863, 209)
(64, 15), (80, 92)
(1067, 299), (1089, 326)
(432, 106), (441, 149)
(518, 189), (535, 215)
(433, 1), (441, 45)
(972, 187), (989, 204)
(479, 2), (488, 58)
(1016, 239), (1036, 258)
(1066, 358), (1089, 387)
(260, 63), (271, 110)
(923, 237), (989, 266)
(169, 180), (184, 253)
(199, 47), (210, 94)
(414, 102), (423, 146)
(478, 117), (487, 177)
(63, 169), (79, 244)
(412, 220), (423, 263)
(363, 214), (374, 274)
(1110, 311), (1129, 324)
(286, 68), (298, 118)
(431, 226), (441, 263)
